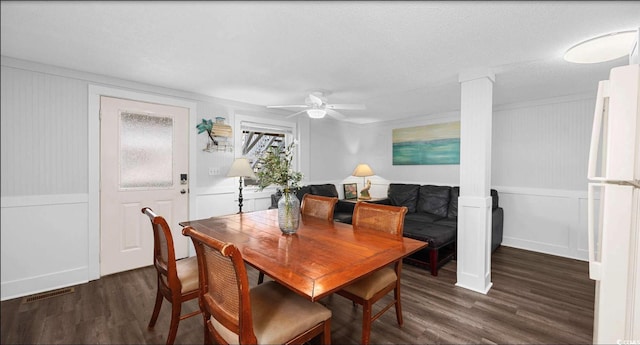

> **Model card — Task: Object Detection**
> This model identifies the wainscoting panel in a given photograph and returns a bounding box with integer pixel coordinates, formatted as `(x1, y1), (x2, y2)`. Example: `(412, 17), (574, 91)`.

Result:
(498, 187), (588, 261)
(194, 187), (274, 219)
(339, 181), (589, 262)
(1, 194), (89, 301)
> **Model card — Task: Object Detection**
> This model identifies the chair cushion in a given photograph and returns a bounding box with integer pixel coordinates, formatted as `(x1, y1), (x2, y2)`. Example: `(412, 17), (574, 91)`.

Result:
(341, 267), (397, 300)
(387, 184), (420, 213)
(212, 281), (331, 345)
(176, 256), (199, 293)
(417, 185), (451, 218)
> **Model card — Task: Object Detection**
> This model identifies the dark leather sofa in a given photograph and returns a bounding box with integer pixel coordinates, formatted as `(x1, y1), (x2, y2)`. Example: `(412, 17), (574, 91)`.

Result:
(270, 182), (504, 277)
(269, 184), (355, 223)
(372, 183), (504, 276)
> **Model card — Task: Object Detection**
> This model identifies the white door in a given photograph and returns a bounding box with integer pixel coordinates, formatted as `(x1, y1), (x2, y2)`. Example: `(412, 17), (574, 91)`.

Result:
(100, 96), (189, 276)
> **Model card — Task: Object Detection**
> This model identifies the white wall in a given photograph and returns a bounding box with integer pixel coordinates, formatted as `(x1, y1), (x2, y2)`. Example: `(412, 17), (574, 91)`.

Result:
(1, 55), (596, 300)
(492, 95), (594, 190)
(0, 57), (295, 300)
(308, 112), (463, 198)
(308, 95), (594, 261)
(1, 65), (88, 195)
(492, 95), (594, 259)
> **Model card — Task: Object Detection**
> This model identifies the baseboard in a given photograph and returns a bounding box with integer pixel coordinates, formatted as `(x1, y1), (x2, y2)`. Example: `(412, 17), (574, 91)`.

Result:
(501, 241), (588, 262)
(1, 266), (88, 301)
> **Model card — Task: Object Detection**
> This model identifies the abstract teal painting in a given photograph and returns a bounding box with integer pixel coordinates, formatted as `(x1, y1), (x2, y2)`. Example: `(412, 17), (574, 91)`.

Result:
(392, 121), (460, 165)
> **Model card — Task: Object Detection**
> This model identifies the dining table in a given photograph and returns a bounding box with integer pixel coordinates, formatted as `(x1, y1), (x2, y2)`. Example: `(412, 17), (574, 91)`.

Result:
(179, 208), (428, 302)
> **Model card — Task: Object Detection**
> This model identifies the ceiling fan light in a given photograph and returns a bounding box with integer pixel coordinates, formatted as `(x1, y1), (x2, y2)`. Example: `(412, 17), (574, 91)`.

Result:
(564, 30), (637, 63)
(307, 109), (326, 118)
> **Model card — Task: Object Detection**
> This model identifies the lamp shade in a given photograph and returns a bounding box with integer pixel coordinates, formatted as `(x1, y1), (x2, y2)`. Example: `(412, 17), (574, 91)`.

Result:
(227, 158), (256, 178)
(352, 164), (374, 177)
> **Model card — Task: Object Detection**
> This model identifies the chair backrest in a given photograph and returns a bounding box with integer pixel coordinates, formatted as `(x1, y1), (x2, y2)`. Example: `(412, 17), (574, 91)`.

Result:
(301, 194), (338, 221)
(142, 207), (179, 290)
(352, 202), (408, 238)
(182, 226), (257, 344)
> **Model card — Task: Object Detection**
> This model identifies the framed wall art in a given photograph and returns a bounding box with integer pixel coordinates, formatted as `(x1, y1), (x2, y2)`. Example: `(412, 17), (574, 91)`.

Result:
(343, 183), (358, 200)
(392, 121), (460, 165)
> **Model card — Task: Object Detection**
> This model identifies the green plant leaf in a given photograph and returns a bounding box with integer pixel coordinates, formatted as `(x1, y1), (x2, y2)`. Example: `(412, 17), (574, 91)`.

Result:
(196, 118), (214, 134)
(255, 142), (302, 191)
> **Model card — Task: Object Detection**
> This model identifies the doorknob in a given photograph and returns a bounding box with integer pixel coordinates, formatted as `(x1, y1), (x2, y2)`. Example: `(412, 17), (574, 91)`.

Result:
(180, 189), (186, 194)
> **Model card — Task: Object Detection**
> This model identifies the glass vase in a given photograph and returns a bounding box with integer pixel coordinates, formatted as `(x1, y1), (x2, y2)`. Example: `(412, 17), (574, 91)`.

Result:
(278, 190), (300, 234)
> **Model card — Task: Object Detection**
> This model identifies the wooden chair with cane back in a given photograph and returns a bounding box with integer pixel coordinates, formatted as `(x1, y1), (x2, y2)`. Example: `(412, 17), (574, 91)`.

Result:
(142, 207), (200, 345)
(335, 202), (408, 345)
(300, 194), (339, 221)
(182, 225), (332, 345)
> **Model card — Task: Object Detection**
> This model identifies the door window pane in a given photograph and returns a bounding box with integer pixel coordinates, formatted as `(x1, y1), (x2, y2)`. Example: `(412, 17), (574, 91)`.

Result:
(120, 112), (173, 189)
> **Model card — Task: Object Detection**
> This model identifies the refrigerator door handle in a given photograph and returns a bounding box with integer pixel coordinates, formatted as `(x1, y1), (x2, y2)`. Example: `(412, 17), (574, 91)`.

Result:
(588, 183), (603, 281)
(587, 80), (610, 182)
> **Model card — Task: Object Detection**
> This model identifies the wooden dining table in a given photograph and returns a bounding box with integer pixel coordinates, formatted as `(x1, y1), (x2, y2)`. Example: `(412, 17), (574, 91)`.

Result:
(180, 208), (428, 302)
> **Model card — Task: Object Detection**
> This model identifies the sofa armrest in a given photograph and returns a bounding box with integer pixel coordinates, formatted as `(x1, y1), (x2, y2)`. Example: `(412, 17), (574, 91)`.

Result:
(491, 207), (504, 252)
(269, 191), (282, 209)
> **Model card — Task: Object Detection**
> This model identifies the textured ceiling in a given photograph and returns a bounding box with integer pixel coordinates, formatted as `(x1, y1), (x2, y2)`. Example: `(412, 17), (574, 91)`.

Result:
(1, 1), (639, 123)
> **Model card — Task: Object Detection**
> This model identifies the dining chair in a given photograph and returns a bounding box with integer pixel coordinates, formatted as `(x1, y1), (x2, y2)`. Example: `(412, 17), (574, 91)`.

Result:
(257, 193), (339, 284)
(142, 207), (200, 345)
(182, 225), (333, 345)
(301, 194), (338, 221)
(335, 202), (408, 345)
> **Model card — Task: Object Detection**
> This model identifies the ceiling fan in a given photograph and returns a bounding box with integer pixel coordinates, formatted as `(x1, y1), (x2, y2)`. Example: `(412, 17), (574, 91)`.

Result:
(266, 91), (366, 120)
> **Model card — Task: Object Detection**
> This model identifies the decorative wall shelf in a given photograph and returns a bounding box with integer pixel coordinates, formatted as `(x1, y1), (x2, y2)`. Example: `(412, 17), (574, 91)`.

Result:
(199, 117), (234, 152)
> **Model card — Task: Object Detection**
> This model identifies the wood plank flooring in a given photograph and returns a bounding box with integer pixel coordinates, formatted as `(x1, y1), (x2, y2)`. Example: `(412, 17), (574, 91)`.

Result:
(1, 246), (595, 344)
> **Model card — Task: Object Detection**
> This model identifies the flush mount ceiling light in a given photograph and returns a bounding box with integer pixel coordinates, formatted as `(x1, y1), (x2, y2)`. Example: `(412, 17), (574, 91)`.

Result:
(306, 109), (326, 118)
(564, 30), (637, 64)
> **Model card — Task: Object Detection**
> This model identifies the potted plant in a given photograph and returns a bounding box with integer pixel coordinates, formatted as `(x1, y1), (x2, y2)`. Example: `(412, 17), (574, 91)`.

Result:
(256, 141), (303, 234)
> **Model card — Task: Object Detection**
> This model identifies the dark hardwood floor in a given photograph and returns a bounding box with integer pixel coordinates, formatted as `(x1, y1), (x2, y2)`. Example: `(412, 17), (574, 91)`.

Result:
(1, 246), (595, 344)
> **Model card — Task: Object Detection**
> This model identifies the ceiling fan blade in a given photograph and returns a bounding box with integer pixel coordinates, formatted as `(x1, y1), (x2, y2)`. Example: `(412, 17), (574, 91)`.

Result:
(326, 109), (346, 120)
(266, 105), (309, 109)
(325, 103), (366, 110)
(285, 110), (308, 118)
(308, 93), (324, 106)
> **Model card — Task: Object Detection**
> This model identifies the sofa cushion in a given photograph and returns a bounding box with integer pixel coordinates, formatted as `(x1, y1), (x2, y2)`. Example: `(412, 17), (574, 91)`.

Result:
(295, 186), (311, 202)
(405, 213), (445, 224)
(310, 184), (338, 198)
(333, 212), (353, 224)
(434, 217), (457, 228)
(402, 221), (456, 248)
(417, 185), (451, 218)
(447, 187), (459, 218)
(387, 184), (420, 213)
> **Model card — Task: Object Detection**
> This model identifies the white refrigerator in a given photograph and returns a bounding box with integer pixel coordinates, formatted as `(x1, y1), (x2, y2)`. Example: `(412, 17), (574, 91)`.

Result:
(588, 63), (640, 344)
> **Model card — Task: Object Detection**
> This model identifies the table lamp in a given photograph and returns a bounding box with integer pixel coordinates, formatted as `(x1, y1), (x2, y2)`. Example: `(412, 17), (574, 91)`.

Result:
(227, 158), (256, 213)
(352, 163), (374, 200)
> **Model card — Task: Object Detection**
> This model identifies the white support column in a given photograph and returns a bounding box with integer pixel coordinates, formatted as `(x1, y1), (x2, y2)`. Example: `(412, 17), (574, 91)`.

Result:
(456, 69), (494, 294)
